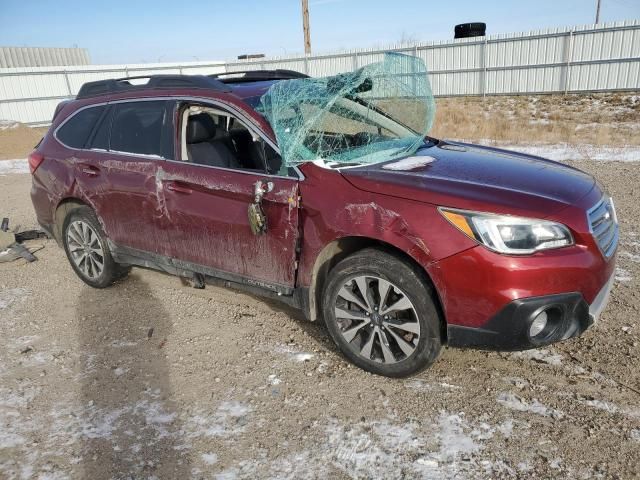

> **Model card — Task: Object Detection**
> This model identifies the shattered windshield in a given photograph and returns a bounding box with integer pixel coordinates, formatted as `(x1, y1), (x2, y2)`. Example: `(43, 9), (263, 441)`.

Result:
(256, 52), (435, 168)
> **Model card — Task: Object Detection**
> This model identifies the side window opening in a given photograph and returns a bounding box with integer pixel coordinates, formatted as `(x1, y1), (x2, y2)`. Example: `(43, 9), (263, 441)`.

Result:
(110, 101), (169, 157)
(180, 104), (286, 176)
(56, 105), (106, 149)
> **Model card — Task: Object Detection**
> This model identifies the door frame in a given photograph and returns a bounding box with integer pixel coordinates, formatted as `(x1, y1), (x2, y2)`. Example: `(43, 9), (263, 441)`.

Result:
(159, 96), (304, 291)
(167, 95), (305, 181)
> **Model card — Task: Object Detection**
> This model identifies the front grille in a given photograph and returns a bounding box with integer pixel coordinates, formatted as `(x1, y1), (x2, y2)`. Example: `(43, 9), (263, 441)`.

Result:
(587, 196), (619, 258)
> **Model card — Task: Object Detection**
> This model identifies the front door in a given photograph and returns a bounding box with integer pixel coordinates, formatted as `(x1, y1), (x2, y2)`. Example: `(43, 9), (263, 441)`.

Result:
(158, 102), (300, 291)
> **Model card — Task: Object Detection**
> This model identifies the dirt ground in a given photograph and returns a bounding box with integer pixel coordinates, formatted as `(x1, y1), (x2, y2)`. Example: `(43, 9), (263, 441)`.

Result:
(1, 97), (640, 479)
(0, 163), (639, 479)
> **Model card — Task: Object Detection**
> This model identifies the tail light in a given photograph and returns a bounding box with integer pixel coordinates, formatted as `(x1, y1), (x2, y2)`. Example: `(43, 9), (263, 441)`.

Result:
(28, 151), (44, 174)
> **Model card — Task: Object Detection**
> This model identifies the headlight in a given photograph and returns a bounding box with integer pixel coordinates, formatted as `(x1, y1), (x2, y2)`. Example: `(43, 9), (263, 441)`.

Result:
(439, 208), (574, 255)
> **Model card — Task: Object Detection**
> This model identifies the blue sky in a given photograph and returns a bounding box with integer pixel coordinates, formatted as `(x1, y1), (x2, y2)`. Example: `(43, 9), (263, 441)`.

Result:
(0, 0), (638, 64)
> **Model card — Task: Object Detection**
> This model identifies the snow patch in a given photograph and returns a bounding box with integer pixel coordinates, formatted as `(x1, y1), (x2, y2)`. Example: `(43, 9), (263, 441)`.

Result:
(202, 452), (218, 465)
(510, 349), (563, 366)
(110, 340), (138, 348)
(0, 159), (29, 175)
(615, 267), (633, 282)
(0, 120), (19, 130)
(579, 397), (640, 419)
(0, 288), (29, 310)
(293, 353), (314, 362)
(620, 251), (640, 263)
(497, 392), (564, 419)
(583, 399), (619, 413)
(0, 384), (41, 408)
(382, 156), (435, 170)
(0, 388), (252, 478)
(439, 382), (462, 390)
(470, 142), (640, 162)
(230, 413), (513, 479)
(184, 401), (252, 438)
(434, 413), (480, 461)
(273, 343), (315, 363)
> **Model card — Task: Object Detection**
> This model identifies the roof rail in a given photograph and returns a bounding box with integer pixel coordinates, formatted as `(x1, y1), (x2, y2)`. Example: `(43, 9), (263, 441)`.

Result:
(76, 74), (232, 99)
(210, 69), (310, 84)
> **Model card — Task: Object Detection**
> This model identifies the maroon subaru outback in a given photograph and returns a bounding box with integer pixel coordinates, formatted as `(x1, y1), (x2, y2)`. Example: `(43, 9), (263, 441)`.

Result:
(29, 60), (617, 377)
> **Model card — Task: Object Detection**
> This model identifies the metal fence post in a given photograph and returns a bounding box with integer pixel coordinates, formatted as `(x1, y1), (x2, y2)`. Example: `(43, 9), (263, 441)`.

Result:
(63, 70), (73, 96)
(482, 38), (488, 97)
(563, 30), (574, 95)
(352, 52), (358, 70)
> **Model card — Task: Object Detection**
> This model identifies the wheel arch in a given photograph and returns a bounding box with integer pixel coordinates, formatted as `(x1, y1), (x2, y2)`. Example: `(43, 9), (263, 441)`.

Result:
(306, 236), (447, 342)
(53, 197), (91, 245)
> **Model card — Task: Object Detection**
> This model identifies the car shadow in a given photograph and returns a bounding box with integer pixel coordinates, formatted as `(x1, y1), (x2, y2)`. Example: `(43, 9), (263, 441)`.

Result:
(76, 273), (190, 479)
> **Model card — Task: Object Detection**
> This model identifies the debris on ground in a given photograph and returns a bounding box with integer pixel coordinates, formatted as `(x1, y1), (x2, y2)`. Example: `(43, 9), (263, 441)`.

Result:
(0, 217), (48, 263)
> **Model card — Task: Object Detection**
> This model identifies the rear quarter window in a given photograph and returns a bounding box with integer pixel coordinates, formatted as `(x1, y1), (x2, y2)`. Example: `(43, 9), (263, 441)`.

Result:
(56, 105), (106, 149)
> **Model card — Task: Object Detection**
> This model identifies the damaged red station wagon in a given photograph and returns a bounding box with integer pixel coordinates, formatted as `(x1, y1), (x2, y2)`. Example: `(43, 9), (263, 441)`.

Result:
(30, 54), (618, 377)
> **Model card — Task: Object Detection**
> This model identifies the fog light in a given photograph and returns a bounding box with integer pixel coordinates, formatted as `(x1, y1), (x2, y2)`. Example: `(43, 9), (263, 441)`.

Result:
(529, 311), (548, 338)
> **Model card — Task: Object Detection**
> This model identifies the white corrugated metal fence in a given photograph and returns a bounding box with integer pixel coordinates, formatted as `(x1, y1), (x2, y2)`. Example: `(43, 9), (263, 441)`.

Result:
(1, 20), (638, 125)
(0, 47), (90, 68)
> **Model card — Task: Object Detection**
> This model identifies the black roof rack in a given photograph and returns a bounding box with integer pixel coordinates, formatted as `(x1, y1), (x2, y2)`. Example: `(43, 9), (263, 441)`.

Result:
(210, 69), (310, 84)
(76, 74), (232, 99)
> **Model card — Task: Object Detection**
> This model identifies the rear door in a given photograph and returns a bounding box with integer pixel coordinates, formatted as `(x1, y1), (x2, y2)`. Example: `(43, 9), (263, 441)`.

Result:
(158, 102), (300, 292)
(61, 100), (174, 256)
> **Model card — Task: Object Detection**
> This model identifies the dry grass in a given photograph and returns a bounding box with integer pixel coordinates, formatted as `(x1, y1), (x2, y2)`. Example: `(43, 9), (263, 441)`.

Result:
(0, 124), (48, 160)
(430, 93), (640, 146)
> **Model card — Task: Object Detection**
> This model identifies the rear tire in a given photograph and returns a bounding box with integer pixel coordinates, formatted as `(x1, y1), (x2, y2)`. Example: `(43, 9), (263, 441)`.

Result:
(322, 248), (442, 377)
(62, 206), (130, 288)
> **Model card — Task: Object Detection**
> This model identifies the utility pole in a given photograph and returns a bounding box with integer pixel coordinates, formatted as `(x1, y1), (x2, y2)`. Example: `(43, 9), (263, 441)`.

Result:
(595, 0), (601, 24)
(302, 0), (312, 55)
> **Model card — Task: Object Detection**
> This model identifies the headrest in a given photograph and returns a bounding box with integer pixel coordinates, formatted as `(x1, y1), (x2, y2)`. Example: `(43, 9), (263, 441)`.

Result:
(186, 113), (216, 144)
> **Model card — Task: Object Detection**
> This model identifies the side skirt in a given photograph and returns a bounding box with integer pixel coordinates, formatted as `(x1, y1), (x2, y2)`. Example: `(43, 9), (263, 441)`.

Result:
(109, 241), (310, 318)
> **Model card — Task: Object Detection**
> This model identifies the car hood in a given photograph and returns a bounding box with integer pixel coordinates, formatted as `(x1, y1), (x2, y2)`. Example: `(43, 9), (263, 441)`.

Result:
(340, 140), (597, 218)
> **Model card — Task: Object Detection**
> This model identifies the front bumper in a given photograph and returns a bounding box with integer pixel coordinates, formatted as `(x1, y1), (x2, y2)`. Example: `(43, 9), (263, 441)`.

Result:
(447, 273), (614, 350)
(588, 271), (615, 323)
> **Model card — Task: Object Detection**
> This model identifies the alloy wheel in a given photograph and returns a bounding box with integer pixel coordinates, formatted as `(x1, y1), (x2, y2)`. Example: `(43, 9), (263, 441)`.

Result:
(334, 275), (420, 364)
(66, 220), (105, 280)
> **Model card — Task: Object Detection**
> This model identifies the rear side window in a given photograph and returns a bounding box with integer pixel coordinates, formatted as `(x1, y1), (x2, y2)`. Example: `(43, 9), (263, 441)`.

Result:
(56, 105), (106, 148)
(110, 101), (167, 157)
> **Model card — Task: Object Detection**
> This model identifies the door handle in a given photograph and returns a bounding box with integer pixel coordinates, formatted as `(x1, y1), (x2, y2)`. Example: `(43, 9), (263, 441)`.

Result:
(80, 165), (100, 177)
(166, 182), (193, 195)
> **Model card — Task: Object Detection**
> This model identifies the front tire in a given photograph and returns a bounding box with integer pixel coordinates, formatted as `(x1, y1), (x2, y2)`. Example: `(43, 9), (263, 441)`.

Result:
(322, 248), (442, 377)
(62, 206), (129, 288)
